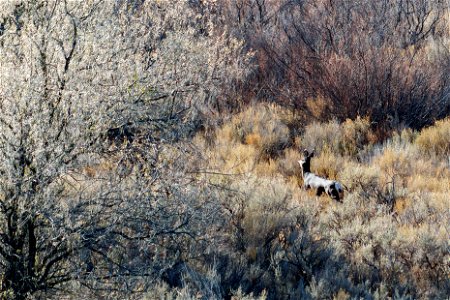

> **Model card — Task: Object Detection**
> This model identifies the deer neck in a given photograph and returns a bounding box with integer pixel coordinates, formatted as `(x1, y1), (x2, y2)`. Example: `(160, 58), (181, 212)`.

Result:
(302, 162), (311, 174)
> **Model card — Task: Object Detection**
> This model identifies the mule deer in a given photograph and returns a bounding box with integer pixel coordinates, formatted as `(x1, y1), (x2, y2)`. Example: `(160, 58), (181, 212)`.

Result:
(298, 149), (344, 202)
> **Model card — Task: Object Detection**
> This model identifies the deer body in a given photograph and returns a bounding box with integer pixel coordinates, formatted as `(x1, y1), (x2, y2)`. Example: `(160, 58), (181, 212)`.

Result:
(299, 150), (344, 201)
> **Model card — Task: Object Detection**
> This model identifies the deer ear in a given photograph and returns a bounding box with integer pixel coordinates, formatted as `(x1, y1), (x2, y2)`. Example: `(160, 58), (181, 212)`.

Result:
(303, 149), (309, 157)
(309, 149), (315, 158)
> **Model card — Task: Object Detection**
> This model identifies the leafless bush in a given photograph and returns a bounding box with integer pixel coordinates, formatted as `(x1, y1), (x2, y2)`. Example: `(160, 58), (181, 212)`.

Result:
(0, 0), (249, 298)
(219, 0), (450, 131)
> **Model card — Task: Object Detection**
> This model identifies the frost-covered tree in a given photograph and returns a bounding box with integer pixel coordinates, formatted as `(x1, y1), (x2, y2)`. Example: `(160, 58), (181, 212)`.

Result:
(0, 0), (248, 298)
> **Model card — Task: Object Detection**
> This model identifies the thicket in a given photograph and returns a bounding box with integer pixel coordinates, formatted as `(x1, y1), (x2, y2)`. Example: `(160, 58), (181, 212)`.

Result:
(216, 0), (450, 134)
(191, 105), (449, 299)
(0, 0), (449, 299)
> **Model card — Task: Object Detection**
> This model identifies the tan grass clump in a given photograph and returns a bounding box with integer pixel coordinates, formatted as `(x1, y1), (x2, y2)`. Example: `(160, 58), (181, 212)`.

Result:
(254, 159), (279, 177)
(208, 142), (257, 175)
(339, 161), (377, 189)
(340, 117), (372, 157)
(310, 149), (342, 180)
(301, 117), (373, 158)
(198, 104), (299, 177)
(306, 96), (329, 120)
(276, 148), (303, 178)
(407, 176), (446, 193)
(301, 120), (341, 154)
(375, 148), (412, 177)
(224, 103), (293, 161)
(415, 118), (450, 156)
(371, 147), (416, 203)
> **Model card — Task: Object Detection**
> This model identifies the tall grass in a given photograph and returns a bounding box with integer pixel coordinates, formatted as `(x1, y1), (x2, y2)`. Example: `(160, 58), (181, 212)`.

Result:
(415, 118), (450, 156)
(190, 104), (449, 299)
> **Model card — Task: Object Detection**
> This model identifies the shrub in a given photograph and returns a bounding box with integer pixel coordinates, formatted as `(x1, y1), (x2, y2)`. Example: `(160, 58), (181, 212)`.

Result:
(339, 162), (379, 199)
(415, 118), (450, 156)
(301, 117), (374, 158)
(215, 175), (306, 297)
(217, 104), (293, 161)
(301, 120), (342, 155)
(276, 148), (302, 178)
(208, 142), (257, 175)
(340, 117), (373, 157)
(310, 149), (342, 180)
(232, 175), (297, 250)
(239, 0), (450, 130)
(190, 104), (449, 300)
(374, 148), (412, 179)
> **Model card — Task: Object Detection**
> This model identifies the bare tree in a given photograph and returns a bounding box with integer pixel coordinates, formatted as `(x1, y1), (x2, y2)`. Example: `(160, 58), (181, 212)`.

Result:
(218, 0), (450, 132)
(0, 1), (248, 298)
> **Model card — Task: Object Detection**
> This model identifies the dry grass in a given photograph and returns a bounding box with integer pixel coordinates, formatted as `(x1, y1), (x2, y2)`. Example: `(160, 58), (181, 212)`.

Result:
(199, 105), (450, 205)
(276, 148), (302, 178)
(301, 117), (374, 158)
(415, 118), (450, 156)
(191, 104), (449, 298)
(310, 149), (343, 180)
(200, 103), (301, 177)
(301, 120), (341, 154)
(340, 116), (373, 156)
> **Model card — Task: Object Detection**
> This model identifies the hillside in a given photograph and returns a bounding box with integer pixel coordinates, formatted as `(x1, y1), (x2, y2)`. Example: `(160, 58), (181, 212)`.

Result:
(0, 1), (449, 299)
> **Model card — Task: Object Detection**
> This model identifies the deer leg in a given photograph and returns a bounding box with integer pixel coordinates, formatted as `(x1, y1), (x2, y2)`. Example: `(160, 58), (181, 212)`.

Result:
(316, 186), (325, 196)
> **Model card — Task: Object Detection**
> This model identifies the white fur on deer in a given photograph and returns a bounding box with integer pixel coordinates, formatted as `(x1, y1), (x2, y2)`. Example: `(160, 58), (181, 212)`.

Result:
(298, 149), (344, 201)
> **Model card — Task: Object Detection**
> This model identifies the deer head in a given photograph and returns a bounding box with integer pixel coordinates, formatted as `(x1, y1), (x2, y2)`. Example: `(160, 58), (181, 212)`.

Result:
(298, 149), (314, 174)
